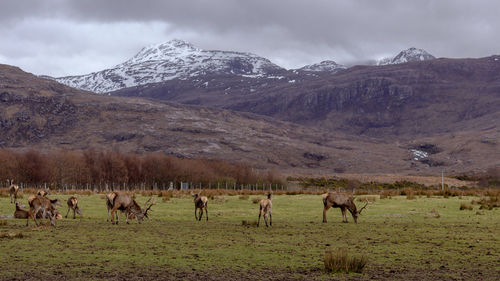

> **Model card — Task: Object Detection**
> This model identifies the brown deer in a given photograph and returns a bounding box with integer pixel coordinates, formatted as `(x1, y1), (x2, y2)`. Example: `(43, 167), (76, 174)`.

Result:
(258, 193), (272, 227)
(192, 190), (208, 221)
(8, 180), (19, 203)
(108, 192), (155, 224)
(26, 196), (61, 226)
(65, 196), (82, 219)
(105, 192), (135, 222)
(322, 192), (368, 223)
(14, 202), (29, 219)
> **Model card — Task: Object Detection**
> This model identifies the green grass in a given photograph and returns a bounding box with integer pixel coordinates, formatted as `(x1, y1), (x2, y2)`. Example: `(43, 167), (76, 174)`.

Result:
(0, 192), (499, 280)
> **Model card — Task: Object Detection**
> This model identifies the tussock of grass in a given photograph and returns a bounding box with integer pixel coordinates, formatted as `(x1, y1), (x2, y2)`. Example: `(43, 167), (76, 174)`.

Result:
(472, 196), (500, 210)
(239, 195), (249, 200)
(324, 248), (367, 273)
(356, 196), (376, 202)
(0, 232), (25, 239)
(0, 220), (7, 226)
(241, 220), (258, 227)
(252, 198), (260, 204)
(459, 203), (473, 210)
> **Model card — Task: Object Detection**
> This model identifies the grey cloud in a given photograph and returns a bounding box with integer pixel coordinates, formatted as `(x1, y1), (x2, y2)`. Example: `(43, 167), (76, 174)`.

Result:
(1, 0), (500, 76)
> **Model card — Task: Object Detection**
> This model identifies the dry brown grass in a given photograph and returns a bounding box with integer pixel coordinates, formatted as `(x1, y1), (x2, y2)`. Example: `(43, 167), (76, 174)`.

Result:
(239, 195), (249, 200)
(459, 203), (473, 210)
(356, 195), (377, 202)
(324, 248), (367, 273)
(252, 198), (261, 204)
(0, 232), (25, 239)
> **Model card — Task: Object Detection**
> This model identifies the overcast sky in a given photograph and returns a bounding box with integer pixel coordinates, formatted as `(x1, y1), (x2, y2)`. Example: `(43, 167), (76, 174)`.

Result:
(1, 0), (499, 77)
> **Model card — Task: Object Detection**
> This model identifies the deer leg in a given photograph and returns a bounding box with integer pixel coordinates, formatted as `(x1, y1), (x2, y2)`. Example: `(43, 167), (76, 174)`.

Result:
(257, 207), (262, 227)
(269, 210), (272, 226)
(111, 206), (119, 224)
(65, 207), (70, 218)
(199, 208), (203, 221)
(264, 213), (268, 227)
(323, 204), (331, 223)
(73, 207), (76, 219)
(194, 207), (198, 220)
(126, 210), (130, 224)
(341, 207), (347, 223)
(205, 205), (208, 221)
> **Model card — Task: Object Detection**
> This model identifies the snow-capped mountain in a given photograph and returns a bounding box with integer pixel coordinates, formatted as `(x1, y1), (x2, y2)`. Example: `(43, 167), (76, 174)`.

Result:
(55, 39), (285, 94)
(297, 60), (347, 72)
(378, 47), (435, 65)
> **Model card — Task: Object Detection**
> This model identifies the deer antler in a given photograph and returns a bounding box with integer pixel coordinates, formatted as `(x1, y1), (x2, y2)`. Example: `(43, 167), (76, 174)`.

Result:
(358, 200), (369, 214)
(143, 197), (153, 209)
(143, 198), (156, 218)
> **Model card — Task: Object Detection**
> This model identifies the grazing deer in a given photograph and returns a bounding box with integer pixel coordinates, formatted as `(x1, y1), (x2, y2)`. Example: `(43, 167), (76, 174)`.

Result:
(191, 190), (208, 221)
(8, 180), (19, 203)
(108, 192), (155, 224)
(14, 202), (29, 219)
(27, 196), (61, 226)
(105, 192), (135, 222)
(322, 192), (368, 223)
(258, 193), (272, 227)
(65, 196), (82, 219)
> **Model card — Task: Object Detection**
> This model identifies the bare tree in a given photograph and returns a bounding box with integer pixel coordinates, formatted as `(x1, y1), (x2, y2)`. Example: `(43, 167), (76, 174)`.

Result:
(258, 193), (272, 227)
(191, 189), (208, 221)
(65, 196), (82, 219)
(108, 192), (155, 224)
(322, 192), (368, 223)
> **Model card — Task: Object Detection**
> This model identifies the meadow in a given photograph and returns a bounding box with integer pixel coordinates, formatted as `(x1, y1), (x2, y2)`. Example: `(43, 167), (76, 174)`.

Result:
(0, 190), (499, 280)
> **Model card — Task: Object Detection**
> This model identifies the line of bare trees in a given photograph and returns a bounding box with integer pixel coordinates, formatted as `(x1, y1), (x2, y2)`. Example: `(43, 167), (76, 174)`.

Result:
(0, 149), (282, 191)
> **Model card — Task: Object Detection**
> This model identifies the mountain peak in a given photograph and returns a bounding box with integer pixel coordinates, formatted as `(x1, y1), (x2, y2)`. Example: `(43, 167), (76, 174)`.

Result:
(378, 47), (435, 65)
(122, 39), (200, 65)
(298, 60), (346, 72)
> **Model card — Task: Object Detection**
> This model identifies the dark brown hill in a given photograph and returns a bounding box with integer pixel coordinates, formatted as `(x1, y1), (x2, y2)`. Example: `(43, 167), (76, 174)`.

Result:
(0, 64), (415, 174)
(111, 56), (500, 138)
(2, 63), (500, 176)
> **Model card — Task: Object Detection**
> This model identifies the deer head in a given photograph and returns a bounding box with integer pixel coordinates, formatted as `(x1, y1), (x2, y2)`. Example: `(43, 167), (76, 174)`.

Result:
(352, 200), (369, 223)
(129, 197), (155, 223)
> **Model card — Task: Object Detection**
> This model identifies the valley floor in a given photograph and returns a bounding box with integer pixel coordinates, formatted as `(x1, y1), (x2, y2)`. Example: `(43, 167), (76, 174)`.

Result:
(0, 193), (499, 280)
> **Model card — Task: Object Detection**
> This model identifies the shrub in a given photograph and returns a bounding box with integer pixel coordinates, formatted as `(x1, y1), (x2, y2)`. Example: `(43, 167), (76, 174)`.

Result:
(324, 248), (367, 273)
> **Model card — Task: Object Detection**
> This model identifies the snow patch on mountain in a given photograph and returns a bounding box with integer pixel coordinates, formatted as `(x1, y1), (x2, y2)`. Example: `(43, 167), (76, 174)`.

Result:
(377, 47), (435, 66)
(55, 39), (284, 94)
(297, 60), (347, 72)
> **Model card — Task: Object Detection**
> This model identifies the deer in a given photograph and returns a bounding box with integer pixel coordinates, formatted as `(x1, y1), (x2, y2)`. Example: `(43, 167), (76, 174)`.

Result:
(108, 192), (155, 224)
(191, 189), (208, 221)
(65, 196), (82, 219)
(257, 193), (272, 227)
(322, 192), (368, 223)
(8, 179), (19, 203)
(105, 192), (135, 222)
(26, 195), (61, 226)
(14, 202), (29, 219)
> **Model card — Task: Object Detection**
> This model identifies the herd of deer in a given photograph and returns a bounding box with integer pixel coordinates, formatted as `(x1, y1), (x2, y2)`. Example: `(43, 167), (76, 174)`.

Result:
(7, 180), (369, 227)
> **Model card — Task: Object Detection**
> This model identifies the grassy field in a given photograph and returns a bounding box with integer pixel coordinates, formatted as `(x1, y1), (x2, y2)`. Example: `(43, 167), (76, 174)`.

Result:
(0, 191), (499, 280)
